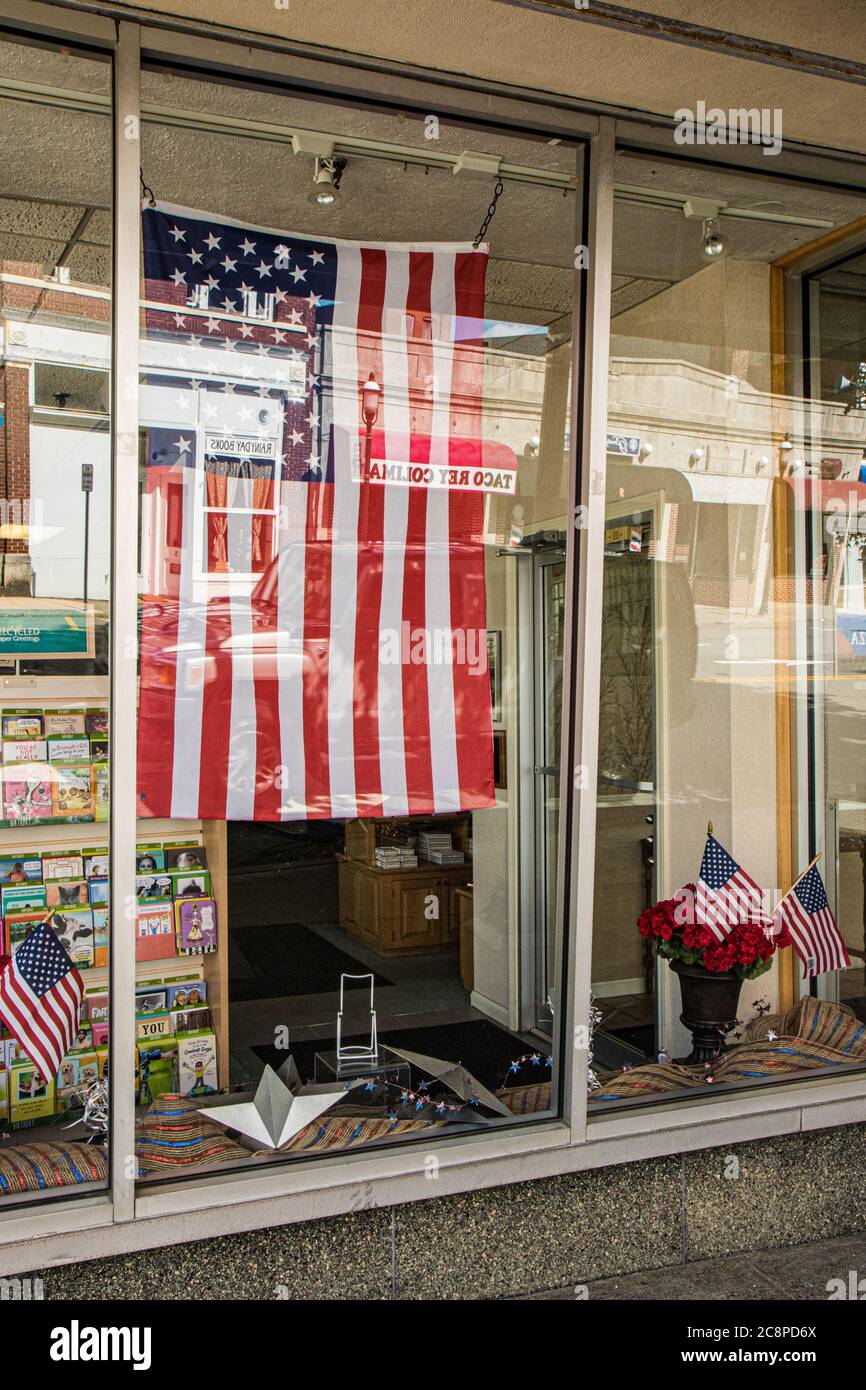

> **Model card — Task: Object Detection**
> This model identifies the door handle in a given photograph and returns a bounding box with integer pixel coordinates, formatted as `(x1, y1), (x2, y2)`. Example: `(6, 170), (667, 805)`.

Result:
(534, 765), (559, 776)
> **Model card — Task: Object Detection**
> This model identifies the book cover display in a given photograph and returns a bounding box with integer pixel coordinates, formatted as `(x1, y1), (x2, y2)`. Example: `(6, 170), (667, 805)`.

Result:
(0, 835), (219, 1126)
(0, 705), (108, 828)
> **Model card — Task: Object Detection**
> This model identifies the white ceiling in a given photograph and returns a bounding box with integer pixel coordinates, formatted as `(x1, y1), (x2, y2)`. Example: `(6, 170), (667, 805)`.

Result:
(97, 0), (866, 155)
(2, 26), (866, 327)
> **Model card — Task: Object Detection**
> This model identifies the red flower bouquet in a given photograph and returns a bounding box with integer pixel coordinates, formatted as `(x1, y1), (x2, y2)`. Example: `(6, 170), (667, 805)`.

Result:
(638, 884), (791, 980)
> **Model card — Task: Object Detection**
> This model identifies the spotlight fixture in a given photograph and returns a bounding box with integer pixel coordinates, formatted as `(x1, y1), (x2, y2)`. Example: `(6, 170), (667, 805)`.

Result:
(638, 442), (653, 462)
(701, 217), (727, 259)
(309, 156), (345, 206)
(688, 447), (704, 469)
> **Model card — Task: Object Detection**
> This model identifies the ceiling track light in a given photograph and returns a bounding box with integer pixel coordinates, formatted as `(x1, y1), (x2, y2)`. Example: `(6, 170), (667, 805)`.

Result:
(310, 156), (346, 207)
(701, 216), (727, 259)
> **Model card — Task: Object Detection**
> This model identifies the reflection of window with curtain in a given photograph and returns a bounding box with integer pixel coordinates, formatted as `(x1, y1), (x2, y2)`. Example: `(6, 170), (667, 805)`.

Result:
(203, 460), (275, 577)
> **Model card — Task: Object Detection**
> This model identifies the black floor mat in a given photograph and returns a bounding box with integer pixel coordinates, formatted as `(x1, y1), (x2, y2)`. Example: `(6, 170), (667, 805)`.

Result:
(252, 1017), (552, 1092)
(603, 1023), (656, 1058)
(228, 922), (394, 1002)
(593, 1028), (653, 1072)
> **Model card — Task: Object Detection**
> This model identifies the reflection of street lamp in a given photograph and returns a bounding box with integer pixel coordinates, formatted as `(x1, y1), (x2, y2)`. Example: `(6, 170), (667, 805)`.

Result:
(778, 432), (794, 476)
(361, 372), (382, 474)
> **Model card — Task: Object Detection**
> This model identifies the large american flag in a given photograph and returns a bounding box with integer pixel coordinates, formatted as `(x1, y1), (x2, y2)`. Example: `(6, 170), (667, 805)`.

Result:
(773, 862), (850, 977)
(137, 202), (502, 822)
(0, 922), (83, 1081)
(695, 833), (762, 941)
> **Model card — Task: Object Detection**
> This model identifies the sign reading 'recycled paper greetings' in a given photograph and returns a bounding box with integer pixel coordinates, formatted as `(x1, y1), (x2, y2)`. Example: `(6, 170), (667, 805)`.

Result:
(0, 604), (94, 659)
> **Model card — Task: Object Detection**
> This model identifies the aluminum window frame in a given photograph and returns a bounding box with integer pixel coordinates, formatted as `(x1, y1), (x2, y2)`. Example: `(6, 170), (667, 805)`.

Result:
(0, 0), (866, 1275)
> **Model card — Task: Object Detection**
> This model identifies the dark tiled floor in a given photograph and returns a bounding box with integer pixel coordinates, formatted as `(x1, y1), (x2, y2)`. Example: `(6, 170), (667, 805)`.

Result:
(226, 853), (537, 1088)
(597, 992), (655, 1031)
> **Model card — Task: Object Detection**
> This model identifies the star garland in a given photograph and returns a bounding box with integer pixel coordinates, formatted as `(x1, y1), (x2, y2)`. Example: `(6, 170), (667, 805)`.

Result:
(350, 1052), (553, 1121)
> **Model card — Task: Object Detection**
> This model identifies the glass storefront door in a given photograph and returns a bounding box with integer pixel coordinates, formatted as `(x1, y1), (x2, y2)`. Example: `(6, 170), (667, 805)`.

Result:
(593, 505), (658, 1065)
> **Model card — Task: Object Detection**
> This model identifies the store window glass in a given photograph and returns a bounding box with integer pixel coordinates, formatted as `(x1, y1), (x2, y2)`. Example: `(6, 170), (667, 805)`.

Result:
(134, 67), (580, 1178)
(803, 249), (866, 1031)
(0, 35), (112, 1197)
(590, 154), (866, 1108)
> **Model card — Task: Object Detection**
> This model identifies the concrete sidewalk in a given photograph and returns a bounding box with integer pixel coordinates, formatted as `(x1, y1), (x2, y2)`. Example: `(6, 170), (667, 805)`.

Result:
(527, 1233), (866, 1300)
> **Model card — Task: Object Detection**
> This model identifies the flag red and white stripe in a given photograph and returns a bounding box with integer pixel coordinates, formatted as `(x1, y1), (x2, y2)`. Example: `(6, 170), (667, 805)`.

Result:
(773, 861), (849, 978)
(694, 833), (763, 941)
(137, 203), (502, 822)
(0, 922), (83, 1082)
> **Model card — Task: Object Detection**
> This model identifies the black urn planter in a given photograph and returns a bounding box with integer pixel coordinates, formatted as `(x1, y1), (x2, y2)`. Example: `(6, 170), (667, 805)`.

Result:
(670, 957), (743, 1065)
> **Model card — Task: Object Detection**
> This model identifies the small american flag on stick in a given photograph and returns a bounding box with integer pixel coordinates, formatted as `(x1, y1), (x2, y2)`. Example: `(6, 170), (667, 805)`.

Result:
(0, 919), (83, 1082)
(695, 825), (762, 941)
(773, 856), (850, 978)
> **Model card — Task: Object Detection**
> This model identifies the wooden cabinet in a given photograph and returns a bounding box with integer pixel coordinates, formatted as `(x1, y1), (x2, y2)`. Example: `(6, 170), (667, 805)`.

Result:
(338, 853), (471, 956)
(338, 814), (472, 957)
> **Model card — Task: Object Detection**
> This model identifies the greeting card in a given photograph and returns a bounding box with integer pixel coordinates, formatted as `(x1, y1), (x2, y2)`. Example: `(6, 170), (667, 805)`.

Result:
(175, 897), (217, 955)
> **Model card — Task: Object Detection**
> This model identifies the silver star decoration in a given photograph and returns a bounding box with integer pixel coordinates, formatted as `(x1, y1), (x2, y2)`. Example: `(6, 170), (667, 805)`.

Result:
(387, 1046), (513, 1117)
(240, 237), (257, 257)
(200, 1062), (362, 1150)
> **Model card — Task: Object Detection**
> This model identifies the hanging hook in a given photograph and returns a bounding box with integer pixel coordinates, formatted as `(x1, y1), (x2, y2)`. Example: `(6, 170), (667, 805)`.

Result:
(140, 168), (156, 208)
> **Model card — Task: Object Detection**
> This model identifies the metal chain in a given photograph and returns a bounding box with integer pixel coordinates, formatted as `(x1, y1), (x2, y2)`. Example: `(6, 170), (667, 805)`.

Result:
(473, 176), (504, 249)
